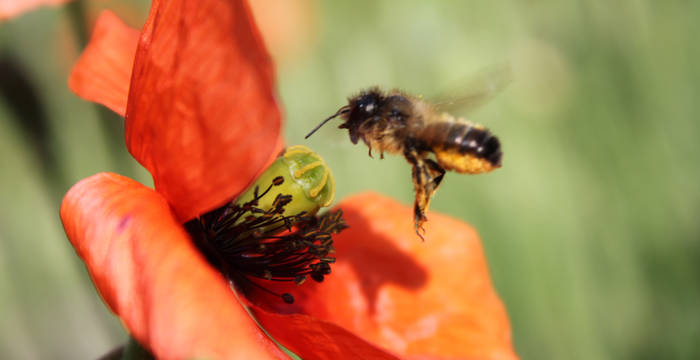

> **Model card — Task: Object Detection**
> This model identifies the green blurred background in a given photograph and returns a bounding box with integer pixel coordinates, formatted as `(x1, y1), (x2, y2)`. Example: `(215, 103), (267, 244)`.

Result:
(1, 0), (698, 358)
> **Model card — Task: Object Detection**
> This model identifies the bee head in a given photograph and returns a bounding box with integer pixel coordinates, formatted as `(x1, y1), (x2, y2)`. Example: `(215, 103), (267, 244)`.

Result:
(341, 89), (384, 144)
(303, 88), (384, 142)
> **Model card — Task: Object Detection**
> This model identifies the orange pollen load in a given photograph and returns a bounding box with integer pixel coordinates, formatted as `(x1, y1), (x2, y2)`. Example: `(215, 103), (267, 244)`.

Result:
(435, 149), (499, 174)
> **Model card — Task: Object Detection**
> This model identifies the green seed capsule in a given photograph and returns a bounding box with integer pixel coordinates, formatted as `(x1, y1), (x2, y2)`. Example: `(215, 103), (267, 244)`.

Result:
(187, 146), (344, 303)
(235, 145), (335, 221)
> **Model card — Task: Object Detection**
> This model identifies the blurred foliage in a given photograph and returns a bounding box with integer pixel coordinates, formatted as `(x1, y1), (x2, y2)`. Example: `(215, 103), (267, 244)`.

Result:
(1, 0), (698, 359)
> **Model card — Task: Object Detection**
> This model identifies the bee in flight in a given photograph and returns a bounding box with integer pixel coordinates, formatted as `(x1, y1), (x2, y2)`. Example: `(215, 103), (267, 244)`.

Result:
(305, 67), (508, 239)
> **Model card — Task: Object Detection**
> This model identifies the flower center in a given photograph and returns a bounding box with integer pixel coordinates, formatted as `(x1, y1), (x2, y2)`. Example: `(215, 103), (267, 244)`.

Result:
(185, 146), (346, 303)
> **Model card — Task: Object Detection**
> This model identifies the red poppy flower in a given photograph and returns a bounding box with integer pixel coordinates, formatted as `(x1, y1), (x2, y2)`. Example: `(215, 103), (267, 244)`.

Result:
(62, 0), (518, 359)
(0, 0), (70, 20)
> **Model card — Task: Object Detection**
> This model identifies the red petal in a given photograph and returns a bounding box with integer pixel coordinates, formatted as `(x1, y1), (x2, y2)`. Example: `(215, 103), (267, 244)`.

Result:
(68, 10), (139, 117)
(60, 173), (284, 359)
(125, 0), (282, 221)
(250, 305), (401, 360)
(255, 193), (518, 359)
(0, 0), (70, 20)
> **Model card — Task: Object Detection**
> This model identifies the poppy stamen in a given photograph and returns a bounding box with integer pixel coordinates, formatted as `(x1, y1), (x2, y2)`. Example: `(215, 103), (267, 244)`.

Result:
(186, 177), (347, 304)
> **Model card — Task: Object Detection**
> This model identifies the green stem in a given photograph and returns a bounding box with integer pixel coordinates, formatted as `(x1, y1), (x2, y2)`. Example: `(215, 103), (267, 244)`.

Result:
(65, 0), (88, 47)
(121, 336), (155, 360)
(96, 336), (155, 360)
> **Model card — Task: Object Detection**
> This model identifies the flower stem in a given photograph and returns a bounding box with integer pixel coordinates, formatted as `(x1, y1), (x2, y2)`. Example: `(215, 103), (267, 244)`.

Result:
(65, 0), (88, 47)
(96, 336), (154, 360)
(120, 336), (155, 360)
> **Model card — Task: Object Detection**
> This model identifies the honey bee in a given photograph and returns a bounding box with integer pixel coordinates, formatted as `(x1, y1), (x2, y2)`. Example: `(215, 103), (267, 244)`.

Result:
(305, 68), (508, 238)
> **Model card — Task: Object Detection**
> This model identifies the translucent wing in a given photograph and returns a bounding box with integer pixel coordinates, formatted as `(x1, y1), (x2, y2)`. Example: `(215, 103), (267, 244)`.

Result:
(430, 63), (512, 115)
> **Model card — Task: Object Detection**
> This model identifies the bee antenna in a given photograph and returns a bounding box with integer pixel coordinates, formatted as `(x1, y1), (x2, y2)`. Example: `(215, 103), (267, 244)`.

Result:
(304, 106), (351, 139)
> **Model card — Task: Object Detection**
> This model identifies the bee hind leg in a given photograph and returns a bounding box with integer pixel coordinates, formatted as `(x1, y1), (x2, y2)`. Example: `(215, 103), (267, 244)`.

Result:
(413, 202), (426, 240)
(425, 158), (446, 189)
(404, 150), (442, 239)
(416, 159), (445, 238)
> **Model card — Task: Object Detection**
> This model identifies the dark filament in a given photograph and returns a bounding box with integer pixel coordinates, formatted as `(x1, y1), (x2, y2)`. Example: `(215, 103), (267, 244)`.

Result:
(185, 177), (347, 304)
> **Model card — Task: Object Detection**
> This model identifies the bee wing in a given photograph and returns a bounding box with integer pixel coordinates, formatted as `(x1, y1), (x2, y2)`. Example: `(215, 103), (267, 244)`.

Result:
(430, 63), (512, 115)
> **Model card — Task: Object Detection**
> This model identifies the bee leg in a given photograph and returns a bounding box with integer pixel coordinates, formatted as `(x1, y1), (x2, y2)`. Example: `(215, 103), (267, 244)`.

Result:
(380, 151), (385, 160)
(368, 147), (373, 158)
(413, 159), (444, 238)
(413, 202), (426, 240)
(404, 149), (431, 239)
(425, 158), (446, 189)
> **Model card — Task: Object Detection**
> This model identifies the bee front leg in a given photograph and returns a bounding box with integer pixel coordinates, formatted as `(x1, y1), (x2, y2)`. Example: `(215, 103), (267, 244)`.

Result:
(361, 136), (374, 158)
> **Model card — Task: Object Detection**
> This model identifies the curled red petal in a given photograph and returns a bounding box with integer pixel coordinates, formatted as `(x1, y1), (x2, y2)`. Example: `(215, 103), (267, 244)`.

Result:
(254, 192), (518, 359)
(0, 0), (70, 20)
(249, 304), (401, 360)
(60, 172), (283, 359)
(68, 10), (139, 117)
(126, 0), (282, 221)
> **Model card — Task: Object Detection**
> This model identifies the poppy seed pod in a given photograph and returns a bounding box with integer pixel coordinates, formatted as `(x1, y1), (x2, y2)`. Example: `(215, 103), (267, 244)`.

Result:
(235, 145), (335, 220)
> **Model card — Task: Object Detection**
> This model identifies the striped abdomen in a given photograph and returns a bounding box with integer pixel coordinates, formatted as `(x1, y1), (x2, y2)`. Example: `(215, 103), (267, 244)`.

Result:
(420, 120), (502, 174)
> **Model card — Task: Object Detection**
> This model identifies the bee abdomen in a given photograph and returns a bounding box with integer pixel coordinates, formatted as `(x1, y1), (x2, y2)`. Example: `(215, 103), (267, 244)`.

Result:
(423, 121), (502, 174)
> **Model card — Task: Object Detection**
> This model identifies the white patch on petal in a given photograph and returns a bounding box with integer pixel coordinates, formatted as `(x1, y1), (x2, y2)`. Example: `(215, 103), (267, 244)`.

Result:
(380, 327), (407, 352)
(374, 290), (395, 323)
(346, 279), (368, 330)
(405, 314), (440, 341)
